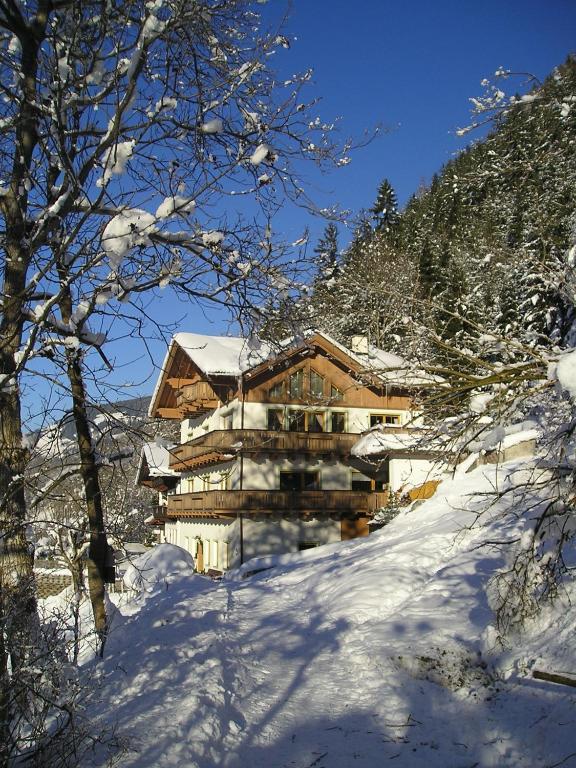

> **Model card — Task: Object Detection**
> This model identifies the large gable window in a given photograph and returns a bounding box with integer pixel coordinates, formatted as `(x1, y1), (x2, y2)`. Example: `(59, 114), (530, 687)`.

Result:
(310, 370), (325, 399)
(288, 369), (304, 398)
(269, 380), (284, 400)
(330, 384), (343, 402)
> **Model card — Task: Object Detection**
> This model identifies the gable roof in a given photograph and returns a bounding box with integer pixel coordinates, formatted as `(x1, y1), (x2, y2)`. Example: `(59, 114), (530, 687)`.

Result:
(149, 329), (431, 418)
(172, 332), (271, 376)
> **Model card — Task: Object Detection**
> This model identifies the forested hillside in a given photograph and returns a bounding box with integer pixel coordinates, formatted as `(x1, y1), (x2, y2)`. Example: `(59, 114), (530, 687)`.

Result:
(310, 57), (576, 361)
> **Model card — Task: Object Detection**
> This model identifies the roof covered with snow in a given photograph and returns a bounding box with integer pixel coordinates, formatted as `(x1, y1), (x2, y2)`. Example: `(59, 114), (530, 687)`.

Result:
(136, 440), (178, 483)
(173, 332), (271, 376)
(149, 328), (437, 417)
(351, 425), (423, 457)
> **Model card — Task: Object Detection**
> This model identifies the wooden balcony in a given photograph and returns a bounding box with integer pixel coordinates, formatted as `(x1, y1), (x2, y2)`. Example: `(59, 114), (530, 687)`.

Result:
(169, 429), (363, 471)
(166, 489), (389, 518)
(176, 380), (220, 415)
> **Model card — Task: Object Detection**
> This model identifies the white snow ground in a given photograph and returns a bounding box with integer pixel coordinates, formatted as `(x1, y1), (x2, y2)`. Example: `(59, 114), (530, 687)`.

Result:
(80, 460), (576, 768)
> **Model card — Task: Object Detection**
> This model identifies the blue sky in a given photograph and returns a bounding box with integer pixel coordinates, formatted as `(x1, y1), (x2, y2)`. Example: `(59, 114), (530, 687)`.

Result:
(149, 0), (576, 345)
(25, 1), (576, 419)
(265, 0), (576, 245)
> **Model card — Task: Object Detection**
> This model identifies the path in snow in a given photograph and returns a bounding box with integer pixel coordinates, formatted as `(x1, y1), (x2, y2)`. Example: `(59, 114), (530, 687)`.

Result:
(86, 464), (576, 768)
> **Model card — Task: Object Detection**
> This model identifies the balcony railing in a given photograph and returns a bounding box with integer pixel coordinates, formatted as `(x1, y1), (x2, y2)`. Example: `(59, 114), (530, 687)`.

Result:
(169, 429), (368, 471)
(166, 489), (389, 518)
(176, 380), (220, 414)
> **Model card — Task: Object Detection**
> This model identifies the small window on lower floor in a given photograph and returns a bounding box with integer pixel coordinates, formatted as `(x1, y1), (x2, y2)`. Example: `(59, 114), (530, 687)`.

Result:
(331, 412), (346, 433)
(268, 408), (284, 431)
(370, 413), (401, 427)
(298, 541), (319, 551)
(279, 471), (320, 491)
(351, 471), (372, 492)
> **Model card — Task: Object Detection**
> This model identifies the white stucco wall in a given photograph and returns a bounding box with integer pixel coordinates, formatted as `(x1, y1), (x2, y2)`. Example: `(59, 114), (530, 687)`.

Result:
(242, 516), (341, 562)
(234, 456), (349, 490)
(175, 456), (353, 494)
(389, 456), (443, 493)
(177, 461), (238, 494)
(164, 517), (240, 571)
(173, 455), (443, 495)
(163, 514), (341, 572)
(181, 399), (419, 443)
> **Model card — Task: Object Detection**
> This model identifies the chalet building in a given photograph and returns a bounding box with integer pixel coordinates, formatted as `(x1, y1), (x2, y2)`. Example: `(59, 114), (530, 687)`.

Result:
(139, 330), (440, 574)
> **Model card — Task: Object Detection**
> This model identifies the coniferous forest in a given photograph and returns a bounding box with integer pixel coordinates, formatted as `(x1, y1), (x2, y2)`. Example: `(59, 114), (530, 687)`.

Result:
(309, 57), (576, 366)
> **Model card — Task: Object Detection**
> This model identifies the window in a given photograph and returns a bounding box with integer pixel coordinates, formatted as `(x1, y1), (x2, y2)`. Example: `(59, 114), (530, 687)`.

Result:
(269, 380), (284, 400)
(331, 412), (346, 433)
(351, 471), (372, 492)
(298, 541), (319, 551)
(267, 408), (284, 431)
(330, 384), (343, 401)
(310, 370), (325, 399)
(288, 410), (306, 432)
(370, 413), (400, 427)
(308, 411), (324, 433)
(286, 410), (324, 432)
(350, 466), (389, 491)
(288, 369), (304, 398)
(279, 471), (320, 491)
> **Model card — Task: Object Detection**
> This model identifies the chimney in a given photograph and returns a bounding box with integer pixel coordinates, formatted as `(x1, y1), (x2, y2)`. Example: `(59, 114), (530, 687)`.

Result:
(350, 335), (369, 354)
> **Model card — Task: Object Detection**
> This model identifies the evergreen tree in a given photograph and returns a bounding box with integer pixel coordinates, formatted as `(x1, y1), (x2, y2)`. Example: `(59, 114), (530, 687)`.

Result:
(313, 223), (340, 281)
(370, 178), (399, 233)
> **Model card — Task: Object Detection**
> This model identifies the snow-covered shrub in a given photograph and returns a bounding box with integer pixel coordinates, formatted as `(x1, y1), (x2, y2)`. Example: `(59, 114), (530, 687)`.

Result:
(371, 491), (403, 529)
(392, 645), (502, 698)
(123, 544), (195, 592)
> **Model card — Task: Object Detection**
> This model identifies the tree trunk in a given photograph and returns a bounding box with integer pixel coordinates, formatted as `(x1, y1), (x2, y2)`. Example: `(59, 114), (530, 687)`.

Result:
(65, 350), (109, 654)
(0, 389), (39, 766)
(0, 13), (49, 760)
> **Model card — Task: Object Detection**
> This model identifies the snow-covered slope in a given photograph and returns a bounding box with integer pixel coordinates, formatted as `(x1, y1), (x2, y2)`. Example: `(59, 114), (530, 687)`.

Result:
(81, 460), (576, 768)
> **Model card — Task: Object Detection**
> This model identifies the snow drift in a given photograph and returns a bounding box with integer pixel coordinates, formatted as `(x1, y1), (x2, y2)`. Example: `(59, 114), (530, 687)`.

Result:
(78, 458), (576, 768)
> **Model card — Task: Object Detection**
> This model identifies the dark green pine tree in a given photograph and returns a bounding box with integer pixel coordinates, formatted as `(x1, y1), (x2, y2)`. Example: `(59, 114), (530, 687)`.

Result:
(370, 178), (399, 233)
(313, 223), (340, 280)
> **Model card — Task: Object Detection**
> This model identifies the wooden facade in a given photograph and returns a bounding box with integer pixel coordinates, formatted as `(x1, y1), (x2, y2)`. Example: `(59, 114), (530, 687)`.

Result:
(167, 489), (389, 518)
(168, 428), (389, 472)
(243, 340), (412, 412)
(144, 331), (436, 569)
(150, 332), (414, 420)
